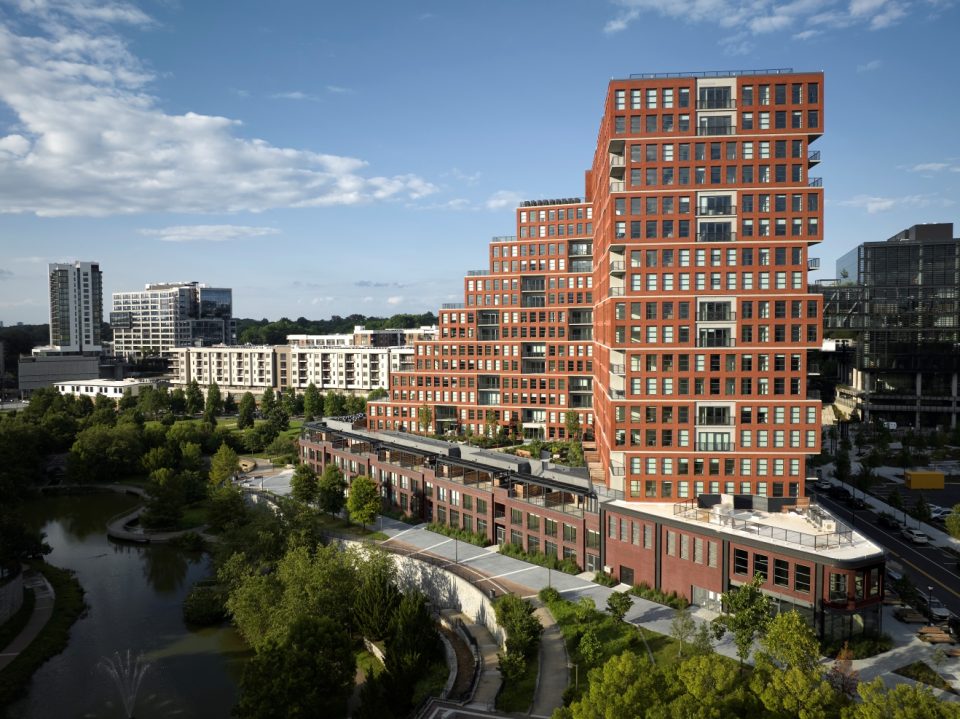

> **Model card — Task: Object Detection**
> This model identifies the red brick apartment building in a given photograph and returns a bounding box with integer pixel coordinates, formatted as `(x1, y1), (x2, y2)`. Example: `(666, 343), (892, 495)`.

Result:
(301, 70), (884, 640)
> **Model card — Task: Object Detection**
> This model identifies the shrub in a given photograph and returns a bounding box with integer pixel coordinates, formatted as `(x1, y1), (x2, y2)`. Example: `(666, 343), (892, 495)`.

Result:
(628, 581), (689, 609)
(498, 542), (580, 574)
(594, 571), (617, 587)
(538, 586), (561, 604)
(169, 531), (206, 552)
(183, 584), (228, 626)
(822, 632), (893, 659)
(426, 522), (490, 547)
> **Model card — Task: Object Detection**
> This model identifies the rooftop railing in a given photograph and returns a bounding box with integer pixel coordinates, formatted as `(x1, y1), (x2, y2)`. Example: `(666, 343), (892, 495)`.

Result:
(628, 68), (795, 79)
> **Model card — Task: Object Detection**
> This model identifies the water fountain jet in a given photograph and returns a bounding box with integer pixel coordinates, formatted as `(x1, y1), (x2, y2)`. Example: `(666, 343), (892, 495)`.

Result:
(98, 650), (150, 719)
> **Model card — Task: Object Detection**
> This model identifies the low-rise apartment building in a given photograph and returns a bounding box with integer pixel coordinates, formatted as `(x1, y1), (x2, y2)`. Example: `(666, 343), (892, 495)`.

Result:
(301, 421), (885, 641)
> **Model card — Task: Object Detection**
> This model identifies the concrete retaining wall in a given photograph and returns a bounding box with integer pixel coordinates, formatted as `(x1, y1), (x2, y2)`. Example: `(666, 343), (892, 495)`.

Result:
(0, 572), (25, 626)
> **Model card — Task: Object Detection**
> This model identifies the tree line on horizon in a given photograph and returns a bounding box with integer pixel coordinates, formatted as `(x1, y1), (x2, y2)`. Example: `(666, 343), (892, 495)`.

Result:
(237, 312), (437, 345)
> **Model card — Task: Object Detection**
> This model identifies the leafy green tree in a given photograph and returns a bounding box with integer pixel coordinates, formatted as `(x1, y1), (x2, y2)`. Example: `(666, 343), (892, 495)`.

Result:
(266, 405), (289, 434)
(223, 391), (236, 415)
(185, 380), (204, 415)
(578, 627), (602, 665)
(690, 621), (714, 655)
(888, 487), (904, 510)
(317, 464), (347, 516)
(565, 410), (582, 440)
(205, 382), (223, 417)
(354, 549), (401, 641)
(384, 590), (441, 714)
(484, 409), (498, 438)
(234, 616), (355, 719)
(911, 493), (931, 524)
(169, 387), (187, 415)
(671, 605), (697, 657)
(367, 387), (388, 401)
(417, 404), (432, 433)
(495, 593), (543, 659)
(237, 392), (256, 429)
(348, 474), (381, 529)
(141, 467), (186, 529)
(0, 512), (51, 569)
(324, 391), (346, 417)
(344, 394), (366, 415)
(281, 387), (301, 416)
(260, 387), (277, 415)
(845, 677), (960, 719)
(835, 446), (851, 483)
(209, 442), (240, 487)
(207, 485), (246, 534)
(141, 445), (175, 475)
(290, 463), (318, 505)
(945, 504), (960, 539)
(39, 410), (78, 452)
(712, 573), (772, 667)
(673, 653), (760, 719)
(606, 591), (633, 622)
(302, 382), (321, 421)
(574, 596), (596, 625)
(562, 652), (669, 719)
(68, 423), (144, 482)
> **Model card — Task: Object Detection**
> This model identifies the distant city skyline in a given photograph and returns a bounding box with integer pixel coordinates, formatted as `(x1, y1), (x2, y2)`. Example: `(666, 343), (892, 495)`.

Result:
(1, 0), (958, 324)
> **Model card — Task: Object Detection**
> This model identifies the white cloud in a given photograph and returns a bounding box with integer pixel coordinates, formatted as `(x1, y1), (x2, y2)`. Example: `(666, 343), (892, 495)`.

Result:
(0, 3), (437, 217)
(604, 0), (919, 38)
(856, 59), (883, 72)
(270, 90), (317, 101)
(906, 161), (960, 173)
(485, 190), (525, 211)
(838, 193), (955, 214)
(386, 296), (404, 305)
(138, 225), (281, 243)
(325, 85), (354, 95)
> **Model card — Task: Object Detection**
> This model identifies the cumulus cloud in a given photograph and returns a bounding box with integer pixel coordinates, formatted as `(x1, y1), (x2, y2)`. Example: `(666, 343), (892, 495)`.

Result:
(604, 0), (921, 38)
(838, 193), (955, 214)
(138, 225), (281, 243)
(0, 3), (437, 217)
(386, 296), (404, 305)
(270, 90), (317, 101)
(857, 59), (883, 72)
(906, 161), (960, 173)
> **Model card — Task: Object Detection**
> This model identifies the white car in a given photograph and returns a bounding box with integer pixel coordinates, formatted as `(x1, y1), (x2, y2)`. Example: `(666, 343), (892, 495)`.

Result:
(930, 506), (954, 520)
(928, 597), (951, 622)
(903, 528), (929, 544)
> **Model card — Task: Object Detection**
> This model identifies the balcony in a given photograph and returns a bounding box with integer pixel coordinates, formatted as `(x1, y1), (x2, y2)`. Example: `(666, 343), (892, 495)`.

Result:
(609, 155), (625, 167)
(696, 417), (734, 427)
(696, 336), (735, 348)
(696, 441), (734, 451)
(697, 124), (736, 136)
(697, 309), (736, 321)
(609, 364), (625, 375)
(441, 302), (465, 309)
(808, 177), (823, 187)
(808, 149), (821, 165)
(696, 99), (736, 110)
(808, 257), (820, 271)
(610, 181), (625, 192)
(696, 231), (736, 243)
(609, 287), (625, 297)
(696, 205), (736, 217)
(609, 388), (626, 400)
(467, 269), (490, 276)
(610, 260), (625, 273)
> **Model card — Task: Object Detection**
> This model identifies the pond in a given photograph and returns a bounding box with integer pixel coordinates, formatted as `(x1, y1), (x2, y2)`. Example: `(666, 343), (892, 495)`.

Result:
(7, 493), (248, 718)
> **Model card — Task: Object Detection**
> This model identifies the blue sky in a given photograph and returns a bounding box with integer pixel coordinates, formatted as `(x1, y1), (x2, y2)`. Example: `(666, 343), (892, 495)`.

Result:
(0, 0), (957, 325)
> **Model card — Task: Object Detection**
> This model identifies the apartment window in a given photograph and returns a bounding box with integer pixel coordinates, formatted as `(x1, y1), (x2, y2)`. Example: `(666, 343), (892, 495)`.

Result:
(733, 548), (748, 575)
(754, 554), (768, 581)
(774, 559), (789, 587)
(795, 564), (811, 593)
(545, 518), (557, 537)
(707, 541), (718, 568)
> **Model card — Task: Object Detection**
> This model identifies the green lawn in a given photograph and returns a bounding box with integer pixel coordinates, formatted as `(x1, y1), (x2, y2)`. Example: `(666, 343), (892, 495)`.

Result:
(179, 502), (209, 530)
(355, 648), (385, 680)
(894, 661), (955, 693)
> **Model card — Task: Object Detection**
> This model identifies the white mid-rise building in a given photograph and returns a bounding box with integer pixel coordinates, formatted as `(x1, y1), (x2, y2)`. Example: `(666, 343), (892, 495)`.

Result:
(54, 378), (163, 400)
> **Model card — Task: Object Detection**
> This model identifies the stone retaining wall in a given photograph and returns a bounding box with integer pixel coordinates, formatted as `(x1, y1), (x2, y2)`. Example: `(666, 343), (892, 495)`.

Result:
(0, 572), (24, 626)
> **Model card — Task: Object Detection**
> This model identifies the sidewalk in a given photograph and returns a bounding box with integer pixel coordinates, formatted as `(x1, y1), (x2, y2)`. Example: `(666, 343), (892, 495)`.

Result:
(530, 606), (568, 718)
(0, 569), (55, 672)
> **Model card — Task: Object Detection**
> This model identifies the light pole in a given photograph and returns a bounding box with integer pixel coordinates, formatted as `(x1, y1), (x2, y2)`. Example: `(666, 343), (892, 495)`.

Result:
(454, 536), (459, 564)
(929, 586), (934, 609)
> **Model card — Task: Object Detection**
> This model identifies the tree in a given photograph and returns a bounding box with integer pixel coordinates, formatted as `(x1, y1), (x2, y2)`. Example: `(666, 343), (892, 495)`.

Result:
(237, 392), (256, 430)
(302, 382), (321, 421)
(834, 446), (851, 483)
(323, 391), (346, 417)
(574, 596), (596, 625)
(671, 605), (697, 657)
(846, 677), (960, 719)
(185, 380), (204, 415)
(354, 549), (401, 641)
(142, 467), (186, 529)
(606, 591), (633, 622)
(169, 387), (187, 415)
(209, 442), (240, 487)
(317, 464), (347, 516)
(945, 504), (960, 539)
(206, 382), (223, 417)
(563, 652), (669, 719)
(223, 392), (236, 415)
(484, 409), (498, 438)
(691, 620), (714, 655)
(290, 463), (318, 505)
(68, 423), (144, 482)
(578, 627), (602, 666)
(494, 593), (543, 659)
(565, 410), (582, 441)
(281, 387), (301, 416)
(367, 387), (388, 401)
(347, 474), (381, 530)
(344, 394), (366, 415)
(758, 609), (820, 671)
(712, 573), (772, 667)
(265, 405), (289, 434)
(417, 404), (432, 433)
(911, 493), (931, 524)
(260, 387), (277, 415)
(888, 487), (904, 510)
(384, 590), (442, 714)
(234, 616), (355, 719)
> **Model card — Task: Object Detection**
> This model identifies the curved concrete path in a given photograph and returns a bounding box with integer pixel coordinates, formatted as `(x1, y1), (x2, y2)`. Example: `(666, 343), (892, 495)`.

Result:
(0, 569), (55, 672)
(531, 606), (568, 718)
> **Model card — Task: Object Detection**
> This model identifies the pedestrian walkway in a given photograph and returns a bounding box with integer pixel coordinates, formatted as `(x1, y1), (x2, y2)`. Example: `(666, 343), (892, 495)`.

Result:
(530, 606), (567, 718)
(0, 569), (55, 672)
(452, 610), (501, 710)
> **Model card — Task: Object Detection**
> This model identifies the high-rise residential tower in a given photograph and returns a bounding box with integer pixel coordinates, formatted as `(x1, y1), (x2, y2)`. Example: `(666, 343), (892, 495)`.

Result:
(370, 68), (825, 502)
(47, 261), (103, 354)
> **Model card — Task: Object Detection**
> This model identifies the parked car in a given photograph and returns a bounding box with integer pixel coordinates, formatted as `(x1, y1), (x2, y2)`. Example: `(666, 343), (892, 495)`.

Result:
(930, 506), (955, 520)
(814, 479), (832, 492)
(928, 596), (951, 622)
(903, 528), (930, 544)
(877, 512), (900, 530)
(829, 486), (852, 501)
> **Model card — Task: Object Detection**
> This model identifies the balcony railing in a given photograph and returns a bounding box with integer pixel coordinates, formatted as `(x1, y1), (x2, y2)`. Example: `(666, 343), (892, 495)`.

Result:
(697, 124), (736, 136)
(609, 388), (626, 400)
(466, 269), (490, 276)
(610, 181), (625, 192)
(610, 155), (625, 167)
(609, 364), (625, 375)
(696, 441), (733, 451)
(609, 287), (625, 297)
(808, 149), (821, 163)
(696, 417), (734, 426)
(696, 205), (736, 216)
(697, 310), (736, 321)
(696, 231), (737, 242)
(696, 337), (735, 348)
(491, 235), (516, 243)
(696, 99), (736, 110)
(441, 303), (465, 309)
(808, 257), (820, 270)
(610, 260), (625, 272)
(808, 177), (823, 187)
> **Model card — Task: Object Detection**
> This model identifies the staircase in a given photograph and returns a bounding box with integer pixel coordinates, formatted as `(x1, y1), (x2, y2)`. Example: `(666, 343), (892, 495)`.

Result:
(583, 441), (605, 485)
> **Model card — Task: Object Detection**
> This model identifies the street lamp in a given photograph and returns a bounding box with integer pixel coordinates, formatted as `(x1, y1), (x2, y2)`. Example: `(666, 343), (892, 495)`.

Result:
(929, 586), (934, 609)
